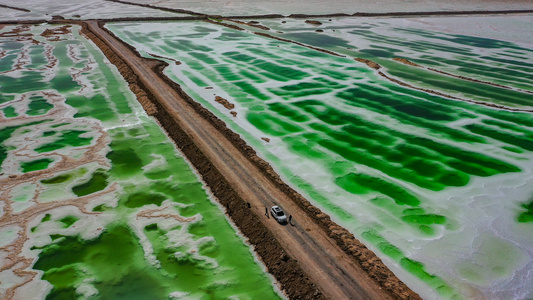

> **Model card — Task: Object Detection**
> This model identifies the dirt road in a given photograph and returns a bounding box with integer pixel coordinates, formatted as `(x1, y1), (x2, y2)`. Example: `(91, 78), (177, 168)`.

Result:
(86, 20), (395, 299)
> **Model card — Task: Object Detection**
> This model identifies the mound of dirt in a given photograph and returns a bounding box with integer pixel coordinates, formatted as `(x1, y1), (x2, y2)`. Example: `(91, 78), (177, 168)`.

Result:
(305, 20), (323, 26)
(355, 57), (381, 70)
(215, 95), (235, 110)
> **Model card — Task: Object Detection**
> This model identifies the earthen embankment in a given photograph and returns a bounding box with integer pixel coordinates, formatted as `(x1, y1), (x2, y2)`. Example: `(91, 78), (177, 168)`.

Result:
(80, 21), (326, 299)
(81, 20), (420, 300)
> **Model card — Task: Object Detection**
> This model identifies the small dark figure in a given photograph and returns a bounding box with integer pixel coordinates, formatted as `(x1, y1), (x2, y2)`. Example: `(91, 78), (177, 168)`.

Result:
(247, 202), (251, 208)
(289, 215), (293, 225)
(265, 207), (269, 218)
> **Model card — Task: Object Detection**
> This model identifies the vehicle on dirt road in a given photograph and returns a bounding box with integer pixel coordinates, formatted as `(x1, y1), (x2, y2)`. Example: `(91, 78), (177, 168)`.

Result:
(270, 205), (287, 224)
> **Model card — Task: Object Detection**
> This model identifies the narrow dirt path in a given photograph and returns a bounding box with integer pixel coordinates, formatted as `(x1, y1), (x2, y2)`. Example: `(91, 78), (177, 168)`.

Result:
(85, 20), (398, 299)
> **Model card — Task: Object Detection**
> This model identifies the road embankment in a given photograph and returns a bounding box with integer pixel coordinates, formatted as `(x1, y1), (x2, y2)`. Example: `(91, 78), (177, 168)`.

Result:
(80, 20), (420, 300)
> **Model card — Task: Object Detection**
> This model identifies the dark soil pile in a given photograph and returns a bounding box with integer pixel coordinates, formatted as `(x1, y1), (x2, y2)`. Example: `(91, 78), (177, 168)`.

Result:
(214, 96), (235, 110)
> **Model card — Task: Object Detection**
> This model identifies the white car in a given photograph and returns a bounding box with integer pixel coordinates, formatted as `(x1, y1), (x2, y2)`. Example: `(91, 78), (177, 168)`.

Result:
(270, 205), (287, 224)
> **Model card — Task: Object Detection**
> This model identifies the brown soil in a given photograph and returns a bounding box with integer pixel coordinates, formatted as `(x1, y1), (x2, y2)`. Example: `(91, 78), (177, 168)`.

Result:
(0, 24), (32, 39)
(204, 18), (245, 31)
(40, 25), (72, 41)
(80, 20), (421, 300)
(393, 57), (421, 67)
(355, 57), (382, 70)
(130, 83), (158, 115)
(229, 19), (271, 30)
(305, 20), (323, 26)
(148, 52), (181, 65)
(214, 95), (235, 110)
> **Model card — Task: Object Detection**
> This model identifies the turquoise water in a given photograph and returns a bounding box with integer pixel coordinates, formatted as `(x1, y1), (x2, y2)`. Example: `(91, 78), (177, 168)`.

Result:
(108, 20), (533, 299)
(0, 24), (280, 299)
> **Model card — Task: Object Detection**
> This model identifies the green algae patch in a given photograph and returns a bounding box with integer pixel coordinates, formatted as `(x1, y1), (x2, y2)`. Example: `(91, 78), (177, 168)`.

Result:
(27, 96), (54, 116)
(336, 173), (420, 206)
(50, 234), (65, 242)
(0, 121), (47, 168)
(37, 221), (280, 299)
(41, 168), (88, 186)
(42, 131), (56, 137)
(59, 216), (79, 228)
(106, 148), (143, 178)
(362, 230), (404, 261)
(518, 198), (533, 223)
(51, 123), (68, 128)
(0, 127), (23, 168)
(71, 170), (109, 197)
(44, 268), (79, 299)
(402, 213), (446, 224)
(248, 112), (303, 136)
(35, 130), (93, 153)
(92, 204), (111, 212)
(41, 174), (72, 185)
(400, 258), (456, 298)
(42, 214), (52, 222)
(121, 192), (167, 208)
(30, 214), (51, 233)
(67, 95), (115, 122)
(466, 123), (533, 152)
(35, 225), (173, 300)
(401, 213), (447, 236)
(2, 106), (18, 118)
(21, 158), (53, 173)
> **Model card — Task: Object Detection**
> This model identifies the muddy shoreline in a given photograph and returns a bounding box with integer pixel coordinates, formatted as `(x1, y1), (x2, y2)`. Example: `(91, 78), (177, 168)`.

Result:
(75, 19), (420, 299)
